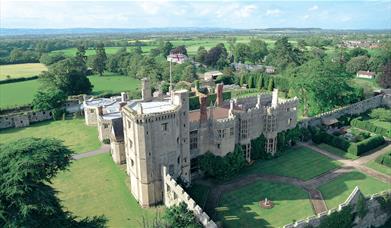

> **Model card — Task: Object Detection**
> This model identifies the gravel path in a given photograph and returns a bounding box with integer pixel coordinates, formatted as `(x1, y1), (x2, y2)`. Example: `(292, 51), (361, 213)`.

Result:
(72, 144), (110, 160)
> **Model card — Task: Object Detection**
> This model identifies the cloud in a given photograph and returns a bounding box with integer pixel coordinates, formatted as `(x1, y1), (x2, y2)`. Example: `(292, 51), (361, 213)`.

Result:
(308, 5), (319, 11)
(266, 9), (282, 16)
(236, 4), (257, 18)
(302, 15), (310, 20)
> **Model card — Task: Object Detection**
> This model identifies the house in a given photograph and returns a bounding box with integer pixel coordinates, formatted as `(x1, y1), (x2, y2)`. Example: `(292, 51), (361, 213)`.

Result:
(356, 71), (375, 79)
(204, 71), (223, 81)
(265, 66), (276, 74)
(167, 53), (188, 64)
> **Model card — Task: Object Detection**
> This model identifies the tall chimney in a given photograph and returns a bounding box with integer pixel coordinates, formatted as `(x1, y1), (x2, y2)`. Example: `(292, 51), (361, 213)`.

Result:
(215, 83), (224, 107)
(141, 78), (152, 102)
(121, 92), (128, 102)
(272, 89), (278, 108)
(199, 95), (208, 123)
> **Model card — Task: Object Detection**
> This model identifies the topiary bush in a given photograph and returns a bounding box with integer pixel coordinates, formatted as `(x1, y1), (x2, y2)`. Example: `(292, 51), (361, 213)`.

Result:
(348, 135), (385, 156)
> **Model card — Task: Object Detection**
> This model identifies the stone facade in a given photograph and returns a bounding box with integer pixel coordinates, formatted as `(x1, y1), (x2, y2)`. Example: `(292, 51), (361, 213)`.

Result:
(0, 110), (53, 129)
(283, 187), (391, 228)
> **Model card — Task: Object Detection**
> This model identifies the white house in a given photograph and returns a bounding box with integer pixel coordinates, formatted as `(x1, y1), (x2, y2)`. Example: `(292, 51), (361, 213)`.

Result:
(167, 53), (188, 64)
(356, 71), (375, 79)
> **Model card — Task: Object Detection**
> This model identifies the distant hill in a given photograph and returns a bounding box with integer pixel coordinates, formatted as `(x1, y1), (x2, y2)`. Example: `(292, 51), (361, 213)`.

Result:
(1, 27), (389, 37)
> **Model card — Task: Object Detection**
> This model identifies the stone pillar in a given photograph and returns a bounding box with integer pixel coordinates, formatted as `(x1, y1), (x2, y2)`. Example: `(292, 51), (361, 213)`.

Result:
(141, 78), (152, 102)
(199, 95), (208, 123)
(215, 83), (224, 107)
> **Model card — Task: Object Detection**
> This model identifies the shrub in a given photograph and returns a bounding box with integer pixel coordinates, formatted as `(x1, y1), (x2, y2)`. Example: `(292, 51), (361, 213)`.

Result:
(102, 139), (110, 144)
(369, 108), (391, 122)
(250, 134), (268, 160)
(348, 135), (385, 156)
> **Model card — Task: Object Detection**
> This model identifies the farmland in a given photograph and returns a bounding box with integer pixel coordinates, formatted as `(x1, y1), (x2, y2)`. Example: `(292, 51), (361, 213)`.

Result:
(0, 63), (47, 80)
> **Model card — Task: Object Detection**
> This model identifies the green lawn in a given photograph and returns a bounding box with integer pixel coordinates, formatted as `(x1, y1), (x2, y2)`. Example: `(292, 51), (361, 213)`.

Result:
(241, 147), (341, 180)
(366, 161), (391, 176)
(317, 143), (359, 160)
(319, 171), (390, 209)
(0, 72), (140, 108)
(0, 118), (100, 154)
(0, 63), (47, 79)
(52, 153), (162, 227)
(351, 78), (379, 98)
(216, 181), (313, 227)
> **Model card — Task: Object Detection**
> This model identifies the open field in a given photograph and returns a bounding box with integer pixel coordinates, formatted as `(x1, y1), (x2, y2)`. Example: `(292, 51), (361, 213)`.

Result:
(0, 63), (47, 79)
(317, 143), (359, 160)
(52, 153), (162, 227)
(319, 171), (390, 209)
(0, 118), (100, 154)
(0, 72), (140, 108)
(216, 181), (313, 227)
(240, 146), (341, 180)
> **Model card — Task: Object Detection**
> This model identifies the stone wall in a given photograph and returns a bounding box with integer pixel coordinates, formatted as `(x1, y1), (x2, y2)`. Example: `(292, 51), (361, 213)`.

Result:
(0, 110), (53, 129)
(162, 166), (217, 228)
(299, 94), (391, 128)
(283, 187), (391, 228)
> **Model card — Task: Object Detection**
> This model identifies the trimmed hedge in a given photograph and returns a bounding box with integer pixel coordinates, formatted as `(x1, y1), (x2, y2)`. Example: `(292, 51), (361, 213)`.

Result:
(347, 135), (385, 156)
(0, 76), (38, 84)
(351, 117), (391, 138)
(313, 130), (385, 156)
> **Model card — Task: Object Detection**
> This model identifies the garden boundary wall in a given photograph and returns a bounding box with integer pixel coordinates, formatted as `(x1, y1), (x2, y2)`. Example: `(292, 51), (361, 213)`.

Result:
(0, 110), (53, 129)
(162, 166), (217, 228)
(283, 187), (391, 228)
(299, 93), (391, 128)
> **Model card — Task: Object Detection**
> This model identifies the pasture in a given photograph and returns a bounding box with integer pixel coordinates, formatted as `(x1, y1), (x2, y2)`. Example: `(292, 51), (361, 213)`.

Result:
(0, 63), (47, 80)
(0, 72), (140, 108)
(52, 153), (162, 227)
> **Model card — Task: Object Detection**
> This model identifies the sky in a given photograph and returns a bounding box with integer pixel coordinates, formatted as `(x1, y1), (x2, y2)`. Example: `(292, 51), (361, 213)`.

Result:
(1, 0), (390, 29)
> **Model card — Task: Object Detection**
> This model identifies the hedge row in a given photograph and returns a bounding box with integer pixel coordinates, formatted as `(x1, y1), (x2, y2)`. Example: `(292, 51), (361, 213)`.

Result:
(375, 152), (391, 168)
(347, 135), (385, 156)
(189, 91), (231, 110)
(313, 130), (385, 156)
(0, 76), (38, 84)
(351, 118), (391, 138)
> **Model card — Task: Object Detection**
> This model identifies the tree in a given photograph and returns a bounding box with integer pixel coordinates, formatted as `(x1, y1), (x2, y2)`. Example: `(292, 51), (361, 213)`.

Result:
(39, 52), (66, 65)
(233, 43), (250, 63)
(181, 64), (197, 82)
(346, 55), (369, 74)
(248, 75), (255, 88)
(266, 37), (304, 71)
(378, 61), (391, 88)
(40, 58), (93, 95)
(163, 202), (200, 228)
(204, 43), (228, 69)
(171, 45), (188, 56)
(92, 43), (107, 76)
(195, 46), (207, 63)
(161, 41), (174, 57)
(349, 47), (369, 58)
(248, 39), (268, 63)
(75, 45), (87, 65)
(0, 138), (106, 228)
(257, 75), (263, 90)
(267, 78), (274, 91)
(32, 88), (67, 111)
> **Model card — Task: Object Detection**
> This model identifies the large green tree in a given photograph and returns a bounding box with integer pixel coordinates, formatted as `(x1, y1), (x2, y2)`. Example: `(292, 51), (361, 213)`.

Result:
(92, 43), (107, 76)
(266, 37), (304, 71)
(233, 43), (250, 63)
(32, 88), (67, 111)
(163, 202), (201, 228)
(346, 55), (369, 74)
(0, 138), (106, 228)
(248, 39), (268, 63)
(40, 58), (93, 95)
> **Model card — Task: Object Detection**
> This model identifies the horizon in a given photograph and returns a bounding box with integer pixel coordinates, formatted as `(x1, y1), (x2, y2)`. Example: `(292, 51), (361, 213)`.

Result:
(1, 0), (390, 30)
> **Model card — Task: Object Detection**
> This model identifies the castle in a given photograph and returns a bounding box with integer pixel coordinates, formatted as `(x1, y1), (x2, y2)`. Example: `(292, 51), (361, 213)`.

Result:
(83, 78), (299, 207)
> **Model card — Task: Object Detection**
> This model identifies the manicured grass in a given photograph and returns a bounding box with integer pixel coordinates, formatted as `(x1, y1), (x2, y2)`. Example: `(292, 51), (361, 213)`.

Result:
(0, 63), (47, 79)
(187, 183), (210, 208)
(0, 118), (100, 154)
(366, 161), (391, 176)
(319, 171), (390, 209)
(52, 153), (162, 227)
(317, 143), (359, 160)
(216, 181), (313, 227)
(0, 79), (40, 108)
(0, 72), (140, 108)
(241, 146), (341, 180)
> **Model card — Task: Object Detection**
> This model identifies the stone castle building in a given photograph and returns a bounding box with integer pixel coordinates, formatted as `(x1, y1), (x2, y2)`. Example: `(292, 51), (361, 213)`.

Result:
(83, 78), (299, 207)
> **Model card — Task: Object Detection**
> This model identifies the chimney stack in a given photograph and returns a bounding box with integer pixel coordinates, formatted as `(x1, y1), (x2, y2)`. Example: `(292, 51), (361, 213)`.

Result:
(199, 95), (208, 123)
(215, 83), (224, 107)
(97, 106), (103, 116)
(141, 78), (152, 102)
(121, 92), (128, 102)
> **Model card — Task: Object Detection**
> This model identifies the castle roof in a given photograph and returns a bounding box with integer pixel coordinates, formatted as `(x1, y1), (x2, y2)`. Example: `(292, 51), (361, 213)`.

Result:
(189, 107), (230, 122)
(128, 100), (177, 114)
